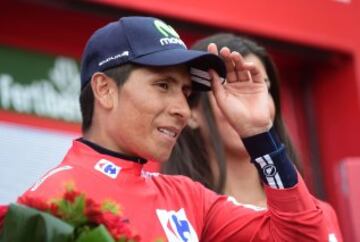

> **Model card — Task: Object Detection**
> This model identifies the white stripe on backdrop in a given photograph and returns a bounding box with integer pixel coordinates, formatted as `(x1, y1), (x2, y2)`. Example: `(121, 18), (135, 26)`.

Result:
(0, 122), (77, 203)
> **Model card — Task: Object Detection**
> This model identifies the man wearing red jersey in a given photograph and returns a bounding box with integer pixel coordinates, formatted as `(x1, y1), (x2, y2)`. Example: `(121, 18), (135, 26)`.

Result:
(22, 16), (329, 241)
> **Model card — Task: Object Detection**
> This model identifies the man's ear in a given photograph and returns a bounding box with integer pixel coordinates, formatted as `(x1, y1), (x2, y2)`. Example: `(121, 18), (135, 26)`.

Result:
(90, 72), (116, 109)
(188, 109), (200, 129)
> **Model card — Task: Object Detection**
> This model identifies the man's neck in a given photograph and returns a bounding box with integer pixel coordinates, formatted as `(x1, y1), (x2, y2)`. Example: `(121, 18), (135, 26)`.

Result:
(79, 137), (147, 164)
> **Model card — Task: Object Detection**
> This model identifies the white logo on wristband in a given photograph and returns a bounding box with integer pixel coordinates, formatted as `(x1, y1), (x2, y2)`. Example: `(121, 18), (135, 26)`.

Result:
(255, 155), (284, 189)
(263, 164), (277, 177)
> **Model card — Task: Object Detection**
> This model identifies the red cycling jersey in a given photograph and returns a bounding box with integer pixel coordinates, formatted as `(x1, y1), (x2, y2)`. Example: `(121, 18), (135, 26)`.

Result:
(316, 200), (343, 242)
(22, 140), (329, 241)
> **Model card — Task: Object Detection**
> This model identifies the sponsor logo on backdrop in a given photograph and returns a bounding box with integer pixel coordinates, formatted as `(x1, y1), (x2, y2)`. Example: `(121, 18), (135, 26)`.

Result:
(0, 57), (81, 122)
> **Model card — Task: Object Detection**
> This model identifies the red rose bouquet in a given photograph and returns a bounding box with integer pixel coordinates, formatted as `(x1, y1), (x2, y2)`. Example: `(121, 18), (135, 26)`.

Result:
(0, 185), (140, 242)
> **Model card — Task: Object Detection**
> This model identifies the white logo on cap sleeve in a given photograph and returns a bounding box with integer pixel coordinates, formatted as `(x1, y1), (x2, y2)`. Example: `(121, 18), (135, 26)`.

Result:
(98, 51), (129, 67)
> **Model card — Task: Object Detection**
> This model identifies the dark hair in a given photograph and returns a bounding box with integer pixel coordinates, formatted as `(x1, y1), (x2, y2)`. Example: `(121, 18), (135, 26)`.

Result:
(79, 64), (137, 133)
(162, 33), (302, 193)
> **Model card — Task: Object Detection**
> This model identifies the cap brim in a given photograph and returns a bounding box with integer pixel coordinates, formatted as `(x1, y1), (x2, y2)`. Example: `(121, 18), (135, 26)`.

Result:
(130, 49), (226, 91)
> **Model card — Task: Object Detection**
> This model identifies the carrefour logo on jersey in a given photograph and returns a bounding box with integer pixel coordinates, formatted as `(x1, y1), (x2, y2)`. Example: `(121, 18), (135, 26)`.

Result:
(94, 159), (121, 179)
(156, 208), (199, 242)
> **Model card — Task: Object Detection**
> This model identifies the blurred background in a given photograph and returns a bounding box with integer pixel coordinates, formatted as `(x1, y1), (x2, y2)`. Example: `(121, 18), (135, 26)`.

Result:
(0, 0), (359, 241)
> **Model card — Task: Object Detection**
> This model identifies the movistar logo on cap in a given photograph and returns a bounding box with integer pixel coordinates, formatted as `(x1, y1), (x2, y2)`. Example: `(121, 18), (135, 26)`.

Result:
(154, 20), (180, 38)
(154, 20), (186, 47)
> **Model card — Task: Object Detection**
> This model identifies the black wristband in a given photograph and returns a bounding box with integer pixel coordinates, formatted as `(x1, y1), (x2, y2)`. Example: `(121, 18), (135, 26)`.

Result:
(242, 128), (298, 189)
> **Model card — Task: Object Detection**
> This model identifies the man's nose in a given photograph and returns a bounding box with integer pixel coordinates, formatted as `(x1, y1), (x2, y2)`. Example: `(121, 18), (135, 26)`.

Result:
(169, 93), (191, 122)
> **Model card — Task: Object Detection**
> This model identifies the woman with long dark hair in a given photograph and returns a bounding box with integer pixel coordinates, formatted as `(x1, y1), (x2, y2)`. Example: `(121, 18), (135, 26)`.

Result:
(163, 33), (343, 240)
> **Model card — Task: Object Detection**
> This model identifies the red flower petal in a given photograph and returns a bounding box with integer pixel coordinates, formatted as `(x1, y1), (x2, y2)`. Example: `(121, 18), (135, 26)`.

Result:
(0, 205), (9, 230)
(63, 190), (82, 203)
(18, 195), (50, 211)
(16, 188), (141, 241)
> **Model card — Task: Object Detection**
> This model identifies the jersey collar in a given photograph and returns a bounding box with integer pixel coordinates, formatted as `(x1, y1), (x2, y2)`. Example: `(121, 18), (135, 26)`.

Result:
(78, 138), (147, 164)
(67, 139), (146, 178)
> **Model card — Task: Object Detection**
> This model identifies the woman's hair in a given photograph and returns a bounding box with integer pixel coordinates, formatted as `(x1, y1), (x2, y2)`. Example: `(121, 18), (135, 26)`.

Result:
(162, 33), (301, 194)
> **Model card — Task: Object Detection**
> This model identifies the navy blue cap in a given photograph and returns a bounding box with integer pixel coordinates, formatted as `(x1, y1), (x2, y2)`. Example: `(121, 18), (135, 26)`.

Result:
(80, 16), (226, 91)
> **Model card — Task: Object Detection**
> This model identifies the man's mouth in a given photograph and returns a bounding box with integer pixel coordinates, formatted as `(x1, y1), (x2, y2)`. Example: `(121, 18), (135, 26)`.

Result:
(158, 127), (178, 138)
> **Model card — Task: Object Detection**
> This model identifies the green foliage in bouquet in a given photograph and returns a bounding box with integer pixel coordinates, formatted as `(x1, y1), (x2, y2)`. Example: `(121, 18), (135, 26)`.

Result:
(0, 203), (74, 242)
(0, 185), (140, 242)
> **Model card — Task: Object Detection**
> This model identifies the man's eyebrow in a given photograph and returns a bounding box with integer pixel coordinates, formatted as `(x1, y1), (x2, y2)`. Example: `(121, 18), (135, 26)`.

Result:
(164, 75), (192, 88)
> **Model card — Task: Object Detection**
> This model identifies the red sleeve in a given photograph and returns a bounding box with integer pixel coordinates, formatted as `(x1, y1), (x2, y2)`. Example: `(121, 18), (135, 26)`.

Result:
(201, 173), (329, 241)
(20, 164), (75, 202)
(315, 199), (343, 242)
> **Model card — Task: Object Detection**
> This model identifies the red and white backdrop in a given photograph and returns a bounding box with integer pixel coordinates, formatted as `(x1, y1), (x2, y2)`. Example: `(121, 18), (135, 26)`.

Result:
(1, 1), (359, 241)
